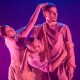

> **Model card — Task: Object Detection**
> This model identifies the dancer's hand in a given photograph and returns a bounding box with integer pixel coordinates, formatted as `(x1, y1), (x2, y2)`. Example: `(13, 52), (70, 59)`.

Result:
(38, 3), (48, 9)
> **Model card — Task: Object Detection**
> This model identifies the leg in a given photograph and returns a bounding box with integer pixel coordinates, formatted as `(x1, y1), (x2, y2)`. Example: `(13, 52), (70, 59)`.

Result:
(8, 65), (22, 80)
(8, 65), (15, 80)
(21, 64), (35, 80)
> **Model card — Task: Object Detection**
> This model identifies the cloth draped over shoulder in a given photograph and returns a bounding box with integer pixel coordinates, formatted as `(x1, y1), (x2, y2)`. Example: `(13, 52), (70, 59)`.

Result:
(31, 22), (76, 80)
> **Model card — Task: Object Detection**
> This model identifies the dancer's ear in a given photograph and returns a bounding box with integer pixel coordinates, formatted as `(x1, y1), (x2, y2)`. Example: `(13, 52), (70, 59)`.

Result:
(42, 11), (46, 17)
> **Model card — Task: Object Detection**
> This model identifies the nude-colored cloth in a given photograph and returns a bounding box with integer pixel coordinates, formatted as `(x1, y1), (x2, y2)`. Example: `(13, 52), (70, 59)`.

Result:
(32, 68), (49, 80)
(27, 51), (51, 72)
(31, 22), (76, 80)
(21, 48), (47, 80)
(8, 64), (35, 80)
(21, 64), (35, 80)
(8, 65), (21, 80)
(5, 35), (25, 66)
(5, 35), (35, 80)
(5, 34), (24, 80)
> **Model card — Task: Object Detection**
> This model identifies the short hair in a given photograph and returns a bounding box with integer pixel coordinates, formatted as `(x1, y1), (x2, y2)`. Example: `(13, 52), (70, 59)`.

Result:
(42, 3), (56, 12)
(0, 25), (7, 37)
(26, 37), (35, 45)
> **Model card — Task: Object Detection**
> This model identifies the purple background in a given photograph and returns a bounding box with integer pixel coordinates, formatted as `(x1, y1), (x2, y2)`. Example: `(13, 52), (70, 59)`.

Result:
(0, 0), (80, 80)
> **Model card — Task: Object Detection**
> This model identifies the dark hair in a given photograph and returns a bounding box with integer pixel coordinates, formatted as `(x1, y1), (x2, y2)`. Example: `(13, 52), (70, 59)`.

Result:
(42, 3), (56, 12)
(26, 37), (35, 45)
(28, 37), (35, 42)
(0, 25), (7, 37)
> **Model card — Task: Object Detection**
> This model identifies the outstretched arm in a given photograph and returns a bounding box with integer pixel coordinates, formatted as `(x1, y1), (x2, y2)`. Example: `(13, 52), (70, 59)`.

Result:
(19, 3), (48, 38)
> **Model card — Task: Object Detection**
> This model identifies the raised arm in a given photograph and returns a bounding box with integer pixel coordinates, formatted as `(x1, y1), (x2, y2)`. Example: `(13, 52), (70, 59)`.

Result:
(19, 3), (48, 38)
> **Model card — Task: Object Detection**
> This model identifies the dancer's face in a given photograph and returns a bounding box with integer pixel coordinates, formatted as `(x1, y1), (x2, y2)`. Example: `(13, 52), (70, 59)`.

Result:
(43, 7), (58, 22)
(31, 39), (44, 53)
(4, 25), (16, 38)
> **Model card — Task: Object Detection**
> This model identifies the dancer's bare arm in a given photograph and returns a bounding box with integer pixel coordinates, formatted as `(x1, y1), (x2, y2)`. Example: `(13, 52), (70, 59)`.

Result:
(19, 3), (48, 38)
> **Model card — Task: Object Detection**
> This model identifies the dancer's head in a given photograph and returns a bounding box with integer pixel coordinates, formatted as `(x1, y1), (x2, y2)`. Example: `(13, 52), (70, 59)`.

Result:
(26, 37), (44, 53)
(0, 25), (16, 38)
(42, 3), (58, 22)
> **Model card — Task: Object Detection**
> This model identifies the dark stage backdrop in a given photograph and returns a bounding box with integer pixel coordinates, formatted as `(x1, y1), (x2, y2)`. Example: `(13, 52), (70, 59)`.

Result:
(0, 0), (80, 80)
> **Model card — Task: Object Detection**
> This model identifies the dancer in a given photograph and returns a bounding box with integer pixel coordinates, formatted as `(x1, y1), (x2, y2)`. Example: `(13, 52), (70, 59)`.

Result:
(31, 3), (76, 80)
(0, 3), (48, 80)
(22, 37), (67, 73)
